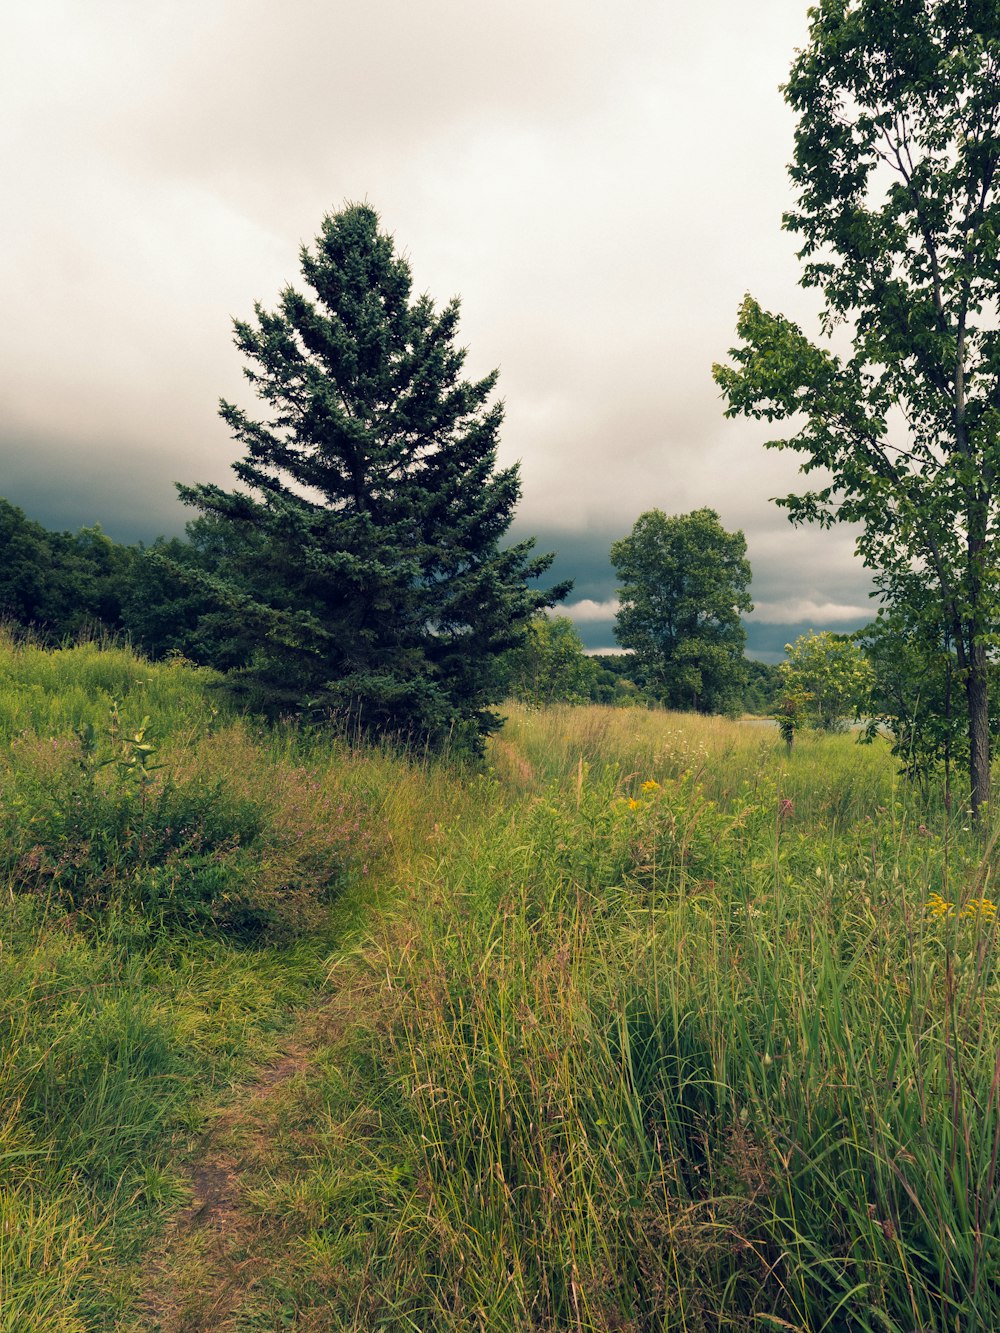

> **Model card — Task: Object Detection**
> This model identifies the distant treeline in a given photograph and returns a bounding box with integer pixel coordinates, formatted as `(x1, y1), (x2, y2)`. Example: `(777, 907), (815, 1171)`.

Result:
(0, 497), (274, 669)
(0, 496), (783, 715)
(0, 497), (221, 660)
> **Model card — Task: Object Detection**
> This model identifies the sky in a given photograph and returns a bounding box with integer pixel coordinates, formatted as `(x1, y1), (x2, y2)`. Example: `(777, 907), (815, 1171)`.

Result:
(1, 0), (878, 660)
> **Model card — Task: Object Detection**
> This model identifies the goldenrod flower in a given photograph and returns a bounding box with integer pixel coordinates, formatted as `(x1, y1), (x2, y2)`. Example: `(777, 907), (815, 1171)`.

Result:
(926, 892), (998, 922)
(961, 897), (997, 921)
(926, 893), (954, 919)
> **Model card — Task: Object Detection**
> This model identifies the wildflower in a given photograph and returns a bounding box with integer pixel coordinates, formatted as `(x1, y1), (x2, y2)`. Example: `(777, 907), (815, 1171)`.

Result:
(927, 892), (998, 922)
(627, 798), (641, 810)
(961, 897), (997, 921)
(641, 779), (661, 793)
(926, 892), (954, 919)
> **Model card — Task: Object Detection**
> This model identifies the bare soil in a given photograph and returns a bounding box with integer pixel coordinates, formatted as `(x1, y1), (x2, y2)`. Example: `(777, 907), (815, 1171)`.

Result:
(135, 1037), (313, 1332)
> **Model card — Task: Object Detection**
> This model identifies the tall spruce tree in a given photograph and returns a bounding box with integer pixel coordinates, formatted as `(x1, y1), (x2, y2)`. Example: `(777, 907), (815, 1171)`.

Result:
(179, 204), (566, 747)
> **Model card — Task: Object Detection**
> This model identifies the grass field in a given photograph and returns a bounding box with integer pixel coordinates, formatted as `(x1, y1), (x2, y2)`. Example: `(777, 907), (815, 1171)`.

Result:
(2, 638), (999, 1330)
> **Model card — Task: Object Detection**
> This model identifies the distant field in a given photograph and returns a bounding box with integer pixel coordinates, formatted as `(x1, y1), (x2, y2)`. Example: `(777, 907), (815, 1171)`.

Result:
(2, 640), (998, 1331)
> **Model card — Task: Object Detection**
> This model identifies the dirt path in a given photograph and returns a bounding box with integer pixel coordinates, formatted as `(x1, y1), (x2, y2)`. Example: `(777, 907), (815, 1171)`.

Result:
(135, 1032), (316, 1333)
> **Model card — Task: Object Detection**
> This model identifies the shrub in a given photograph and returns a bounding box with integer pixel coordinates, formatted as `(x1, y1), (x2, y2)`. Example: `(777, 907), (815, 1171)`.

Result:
(0, 714), (382, 936)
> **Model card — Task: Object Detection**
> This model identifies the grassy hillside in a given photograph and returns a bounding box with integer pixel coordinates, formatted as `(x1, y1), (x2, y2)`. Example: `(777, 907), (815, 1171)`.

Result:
(2, 639), (998, 1330)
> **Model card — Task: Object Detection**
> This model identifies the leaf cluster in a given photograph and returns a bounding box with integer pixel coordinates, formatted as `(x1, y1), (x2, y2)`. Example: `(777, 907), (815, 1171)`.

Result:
(611, 508), (753, 714)
(713, 2), (1000, 632)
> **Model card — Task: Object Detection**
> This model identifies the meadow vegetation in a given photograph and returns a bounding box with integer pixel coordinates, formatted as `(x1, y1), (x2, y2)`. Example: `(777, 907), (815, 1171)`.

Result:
(3, 638), (999, 1330)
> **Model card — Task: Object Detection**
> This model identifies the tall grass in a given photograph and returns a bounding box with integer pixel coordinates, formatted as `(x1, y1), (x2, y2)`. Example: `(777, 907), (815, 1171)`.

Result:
(5, 638), (1000, 1330)
(248, 705), (1000, 1331)
(0, 636), (405, 1328)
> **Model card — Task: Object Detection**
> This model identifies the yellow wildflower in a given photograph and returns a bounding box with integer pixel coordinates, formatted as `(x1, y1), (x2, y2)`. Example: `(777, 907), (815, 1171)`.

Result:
(641, 780), (661, 793)
(926, 893), (954, 919)
(627, 798), (641, 810)
(926, 892), (998, 922)
(960, 897), (997, 921)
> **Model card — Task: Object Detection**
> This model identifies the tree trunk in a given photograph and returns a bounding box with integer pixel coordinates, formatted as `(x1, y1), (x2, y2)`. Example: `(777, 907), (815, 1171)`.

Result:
(944, 643), (952, 816)
(965, 490), (990, 821)
(967, 639), (990, 821)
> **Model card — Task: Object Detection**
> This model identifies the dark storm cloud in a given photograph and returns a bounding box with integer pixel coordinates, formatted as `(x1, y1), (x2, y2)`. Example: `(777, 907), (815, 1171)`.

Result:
(0, 427), (192, 543)
(2, 0), (873, 643)
(528, 514), (875, 660)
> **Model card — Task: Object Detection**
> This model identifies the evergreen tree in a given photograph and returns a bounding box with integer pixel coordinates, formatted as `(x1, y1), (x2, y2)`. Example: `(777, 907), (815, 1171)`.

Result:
(179, 204), (566, 747)
(123, 517), (258, 668)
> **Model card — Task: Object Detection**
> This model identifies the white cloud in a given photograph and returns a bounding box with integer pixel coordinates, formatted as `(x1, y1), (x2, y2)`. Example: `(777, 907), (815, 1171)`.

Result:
(750, 598), (874, 625)
(560, 598), (621, 624)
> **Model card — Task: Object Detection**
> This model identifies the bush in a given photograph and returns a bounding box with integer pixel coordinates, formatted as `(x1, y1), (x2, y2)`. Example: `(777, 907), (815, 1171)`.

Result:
(0, 710), (382, 937)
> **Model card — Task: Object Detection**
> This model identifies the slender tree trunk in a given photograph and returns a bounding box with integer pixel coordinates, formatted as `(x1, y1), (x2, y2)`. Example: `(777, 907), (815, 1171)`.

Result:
(954, 337), (993, 820)
(944, 641), (952, 816)
(965, 490), (991, 821)
(967, 639), (990, 821)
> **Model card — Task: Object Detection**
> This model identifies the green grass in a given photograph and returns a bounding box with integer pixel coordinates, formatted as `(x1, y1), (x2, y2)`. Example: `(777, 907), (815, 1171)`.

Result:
(3, 642), (1000, 1330)
(241, 706), (1000, 1331)
(0, 901), (339, 1330)
(0, 635), (397, 1328)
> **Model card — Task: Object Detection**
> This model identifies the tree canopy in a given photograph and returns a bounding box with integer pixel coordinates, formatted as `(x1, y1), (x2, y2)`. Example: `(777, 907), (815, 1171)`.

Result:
(178, 204), (566, 749)
(714, 0), (1000, 817)
(0, 499), (135, 641)
(501, 615), (599, 706)
(780, 629), (873, 733)
(610, 508), (752, 714)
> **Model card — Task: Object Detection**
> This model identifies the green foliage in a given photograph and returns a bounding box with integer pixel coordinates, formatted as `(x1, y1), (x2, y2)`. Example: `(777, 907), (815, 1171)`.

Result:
(586, 651), (656, 705)
(0, 889), (335, 1329)
(178, 203), (566, 749)
(0, 638), (382, 935)
(0, 498), (136, 641)
(8, 643), (1000, 1327)
(0, 640), (388, 1328)
(858, 608), (968, 795)
(742, 657), (783, 715)
(256, 703), (1000, 1331)
(122, 516), (255, 668)
(0, 635), (220, 741)
(775, 685), (812, 749)
(780, 628), (874, 732)
(501, 614), (605, 705)
(611, 507), (752, 714)
(713, 0), (1000, 815)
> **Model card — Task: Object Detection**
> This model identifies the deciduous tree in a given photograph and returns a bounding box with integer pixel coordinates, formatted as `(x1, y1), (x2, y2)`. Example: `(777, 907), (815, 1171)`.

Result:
(502, 615), (601, 706)
(610, 508), (752, 714)
(780, 629), (873, 732)
(714, 0), (1000, 817)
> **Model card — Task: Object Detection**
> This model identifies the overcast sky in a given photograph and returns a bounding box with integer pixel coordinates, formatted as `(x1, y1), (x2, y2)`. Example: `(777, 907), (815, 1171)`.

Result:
(1, 0), (877, 658)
